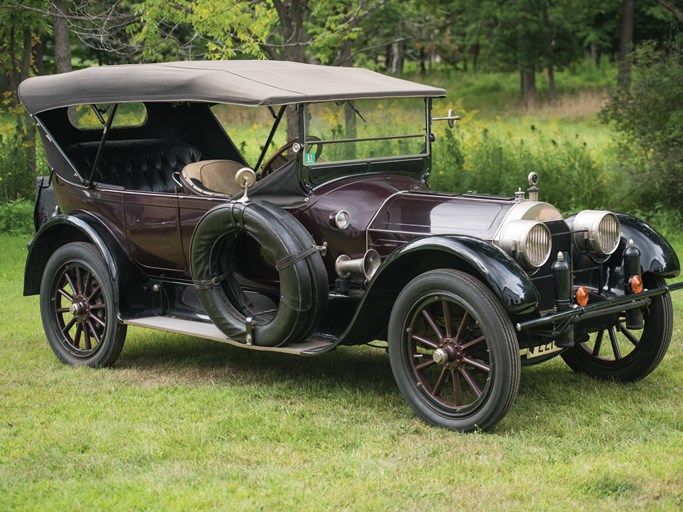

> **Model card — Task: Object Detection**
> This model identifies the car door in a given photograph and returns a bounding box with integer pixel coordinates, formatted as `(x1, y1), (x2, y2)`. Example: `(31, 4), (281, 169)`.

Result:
(124, 189), (187, 274)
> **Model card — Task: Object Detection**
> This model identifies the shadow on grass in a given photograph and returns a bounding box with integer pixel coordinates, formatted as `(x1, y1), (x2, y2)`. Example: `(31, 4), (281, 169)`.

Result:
(116, 330), (398, 397)
(115, 329), (603, 414)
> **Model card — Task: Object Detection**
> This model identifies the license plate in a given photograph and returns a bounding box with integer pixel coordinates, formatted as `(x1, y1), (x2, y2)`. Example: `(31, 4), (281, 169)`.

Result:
(526, 341), (563, 359)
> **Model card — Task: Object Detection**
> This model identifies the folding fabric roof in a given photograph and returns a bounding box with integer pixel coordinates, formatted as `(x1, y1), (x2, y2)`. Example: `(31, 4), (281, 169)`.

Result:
(19, 60), (446, 115)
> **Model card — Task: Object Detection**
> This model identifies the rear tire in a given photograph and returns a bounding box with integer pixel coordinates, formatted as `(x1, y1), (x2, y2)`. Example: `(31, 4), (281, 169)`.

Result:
(388, 270), (520, 432)
(40, 242), (126, 367)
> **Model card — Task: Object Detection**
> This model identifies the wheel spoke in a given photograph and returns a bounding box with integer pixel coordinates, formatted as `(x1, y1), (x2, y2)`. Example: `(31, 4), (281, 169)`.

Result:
(415, 359), (436, 371)
(62, 317), (76, 334)
(73, 324), (82, 348)
(412, 333), (438, 350)
(459, 367), (482, 398)
(463, 356), (491, 373)
(592, 330), (604, 357)
(87, 319), (102, 345)
(432, 367), (448, 397)
(451, 369), (463, 407)
(64, 272), (77, 296)
(57, 287), (74, 302)
(87, 285), (100, 303)
(83, 271), (93, 297)
(76, 266), (83, 295)
(608, 327), (622, 360)
(421, 309), (443, 341)
(616, 323), (640, 347)
(442, 301), (452, 338)
(90, 313), (106, 329)
(453, 311), (471, 343)
(460, 335), (485, 351)
(83, 322), (92, 350)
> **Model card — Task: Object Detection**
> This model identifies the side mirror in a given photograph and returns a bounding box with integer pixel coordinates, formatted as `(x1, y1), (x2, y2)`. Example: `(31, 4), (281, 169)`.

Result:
(235, 167), (257, 204)
(433, 108), (461, 128)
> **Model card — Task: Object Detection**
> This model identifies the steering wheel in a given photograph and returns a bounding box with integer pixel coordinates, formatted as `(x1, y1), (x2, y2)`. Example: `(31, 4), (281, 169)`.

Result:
(261, 136), (324, 177)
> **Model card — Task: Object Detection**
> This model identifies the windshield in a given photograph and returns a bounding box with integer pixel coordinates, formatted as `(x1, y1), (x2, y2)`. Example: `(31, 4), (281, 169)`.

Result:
(303, 98), (429, 184)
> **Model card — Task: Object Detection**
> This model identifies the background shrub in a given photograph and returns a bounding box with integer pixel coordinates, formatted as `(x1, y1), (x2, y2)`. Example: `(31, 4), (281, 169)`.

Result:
(0, 199), (34, 236)
(600, 41), (683, 218)
(431, 122), (609, 214)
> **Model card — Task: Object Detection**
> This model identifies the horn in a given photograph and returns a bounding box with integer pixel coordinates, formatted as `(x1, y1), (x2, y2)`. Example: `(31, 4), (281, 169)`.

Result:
(335, 249), (381, 281)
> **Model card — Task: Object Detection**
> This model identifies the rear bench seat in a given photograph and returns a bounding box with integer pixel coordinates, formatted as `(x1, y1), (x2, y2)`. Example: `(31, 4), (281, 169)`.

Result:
(64, 139), (204, 193)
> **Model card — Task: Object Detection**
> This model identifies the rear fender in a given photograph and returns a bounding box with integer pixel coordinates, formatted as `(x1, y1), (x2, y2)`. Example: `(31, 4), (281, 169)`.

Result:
(337, 236), (539, 345)
(24, 213), (138, 321)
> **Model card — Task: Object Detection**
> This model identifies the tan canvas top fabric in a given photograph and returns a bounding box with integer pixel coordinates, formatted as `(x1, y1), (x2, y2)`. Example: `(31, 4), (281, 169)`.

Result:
(19, 60), (446, 115)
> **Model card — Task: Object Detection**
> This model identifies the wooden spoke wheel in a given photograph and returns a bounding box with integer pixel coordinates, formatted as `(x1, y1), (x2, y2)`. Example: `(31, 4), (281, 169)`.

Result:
(389, 270), (520, 432)
(40, 242), (126, 367)
(561, 275), (672, 381)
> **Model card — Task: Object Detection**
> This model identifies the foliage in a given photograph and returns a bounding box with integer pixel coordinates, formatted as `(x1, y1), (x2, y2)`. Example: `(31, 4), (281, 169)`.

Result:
(0, 133), (38, 201)
(0, 199), (33, 236)
(431, 119), (610, 214)
(128, 0), (274, 61)
(600, 41), (683, 217)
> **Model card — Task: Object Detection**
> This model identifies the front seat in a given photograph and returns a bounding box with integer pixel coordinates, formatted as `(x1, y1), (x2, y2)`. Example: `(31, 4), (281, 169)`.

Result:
(181, 160), (248, 196)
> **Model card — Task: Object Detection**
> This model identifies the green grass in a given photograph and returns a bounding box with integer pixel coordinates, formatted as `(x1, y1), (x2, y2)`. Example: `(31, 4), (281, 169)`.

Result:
(1, 233), (682, 510)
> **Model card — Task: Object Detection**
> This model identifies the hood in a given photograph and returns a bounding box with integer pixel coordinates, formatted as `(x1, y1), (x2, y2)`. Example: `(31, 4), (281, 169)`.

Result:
(369, 191), (516, 240)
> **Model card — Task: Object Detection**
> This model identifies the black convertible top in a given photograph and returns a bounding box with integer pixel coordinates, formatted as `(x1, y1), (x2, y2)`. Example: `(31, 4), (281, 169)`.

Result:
(19, 60), (446, 115)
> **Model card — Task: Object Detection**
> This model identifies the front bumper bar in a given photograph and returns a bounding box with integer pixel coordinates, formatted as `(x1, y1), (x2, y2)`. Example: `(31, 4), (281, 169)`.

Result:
(516, 281), (683, 332)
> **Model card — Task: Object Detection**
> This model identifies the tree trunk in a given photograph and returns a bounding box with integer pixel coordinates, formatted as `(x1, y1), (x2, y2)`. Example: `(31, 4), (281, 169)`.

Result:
(590, 43), (600, 66)
(520, 68), (537, 106)
(547, 65), (556, 104)
(51, 0), (72, 73)
(618, 0), (636, 88)
(386, 40), (404, 75)
(541, 1), (557, 104)
(272, 0), (307, 142)
(470, 44), (480, 73)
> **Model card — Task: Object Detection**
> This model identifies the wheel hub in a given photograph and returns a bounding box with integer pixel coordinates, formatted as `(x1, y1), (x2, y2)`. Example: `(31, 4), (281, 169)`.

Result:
(432, 343), (464, 366)
(69, 299), (89, 322)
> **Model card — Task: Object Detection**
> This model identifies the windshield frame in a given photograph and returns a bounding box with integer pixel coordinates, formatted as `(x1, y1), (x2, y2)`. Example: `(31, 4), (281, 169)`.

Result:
(299, 97), (433, 189)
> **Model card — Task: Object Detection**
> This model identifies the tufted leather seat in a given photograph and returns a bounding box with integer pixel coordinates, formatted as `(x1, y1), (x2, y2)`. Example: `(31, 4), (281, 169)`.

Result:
(64, 139), (204, 193)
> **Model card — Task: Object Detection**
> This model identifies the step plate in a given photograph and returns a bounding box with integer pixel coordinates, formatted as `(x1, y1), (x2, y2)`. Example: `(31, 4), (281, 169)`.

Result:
(124, 316), (337, 356)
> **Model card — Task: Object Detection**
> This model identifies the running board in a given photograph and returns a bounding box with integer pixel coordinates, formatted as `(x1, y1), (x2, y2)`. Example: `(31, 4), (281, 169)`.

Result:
(123, 316), (337, 356)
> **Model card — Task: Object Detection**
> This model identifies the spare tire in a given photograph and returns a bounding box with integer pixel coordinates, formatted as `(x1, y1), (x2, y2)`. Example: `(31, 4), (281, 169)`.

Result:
(190, 201), (328, 347)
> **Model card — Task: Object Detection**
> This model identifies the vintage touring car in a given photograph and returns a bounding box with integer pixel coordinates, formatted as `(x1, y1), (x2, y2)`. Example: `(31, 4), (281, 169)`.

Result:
(19, 60), (682, 431)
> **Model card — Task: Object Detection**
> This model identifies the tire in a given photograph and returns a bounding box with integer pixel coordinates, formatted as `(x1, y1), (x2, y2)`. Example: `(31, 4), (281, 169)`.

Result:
(561, 274), (673, 381)
(190, 201), (328, 347)
(388, 269), (521, 432)
(40, 242), (127, 367)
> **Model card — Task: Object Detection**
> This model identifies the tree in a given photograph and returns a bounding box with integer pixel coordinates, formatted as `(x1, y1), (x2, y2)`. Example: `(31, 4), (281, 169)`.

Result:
(619, 0), (636, 86)
(51, 0), (71, 72)
(0, 0), (49, 199)
(601, 42), (683, 216)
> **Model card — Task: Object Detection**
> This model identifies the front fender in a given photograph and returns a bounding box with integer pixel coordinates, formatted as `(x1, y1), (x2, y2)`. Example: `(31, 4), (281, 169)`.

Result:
(616, 213), (680, 277)
(24, 213), (133, 308)
(566, 212), (680, 279)
(336, 236), (539, 345)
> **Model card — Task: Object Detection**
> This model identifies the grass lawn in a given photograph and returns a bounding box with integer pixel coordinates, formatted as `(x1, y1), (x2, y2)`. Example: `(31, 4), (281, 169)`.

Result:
(1, 232), (682, 511)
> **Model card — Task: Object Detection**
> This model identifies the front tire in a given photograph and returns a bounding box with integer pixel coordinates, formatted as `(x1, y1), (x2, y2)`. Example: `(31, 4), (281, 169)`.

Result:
(388, 270), (521, 432)
(40, 242), (126, 367)
(561, 275), (672, 381)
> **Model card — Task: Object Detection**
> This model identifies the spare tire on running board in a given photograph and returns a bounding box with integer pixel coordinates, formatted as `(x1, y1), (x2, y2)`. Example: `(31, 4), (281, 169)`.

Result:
(190, 201), (328, 347)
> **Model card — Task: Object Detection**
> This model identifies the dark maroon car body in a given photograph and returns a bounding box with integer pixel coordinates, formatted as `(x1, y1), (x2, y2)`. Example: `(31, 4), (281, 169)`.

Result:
(19, 61), (682, 431)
